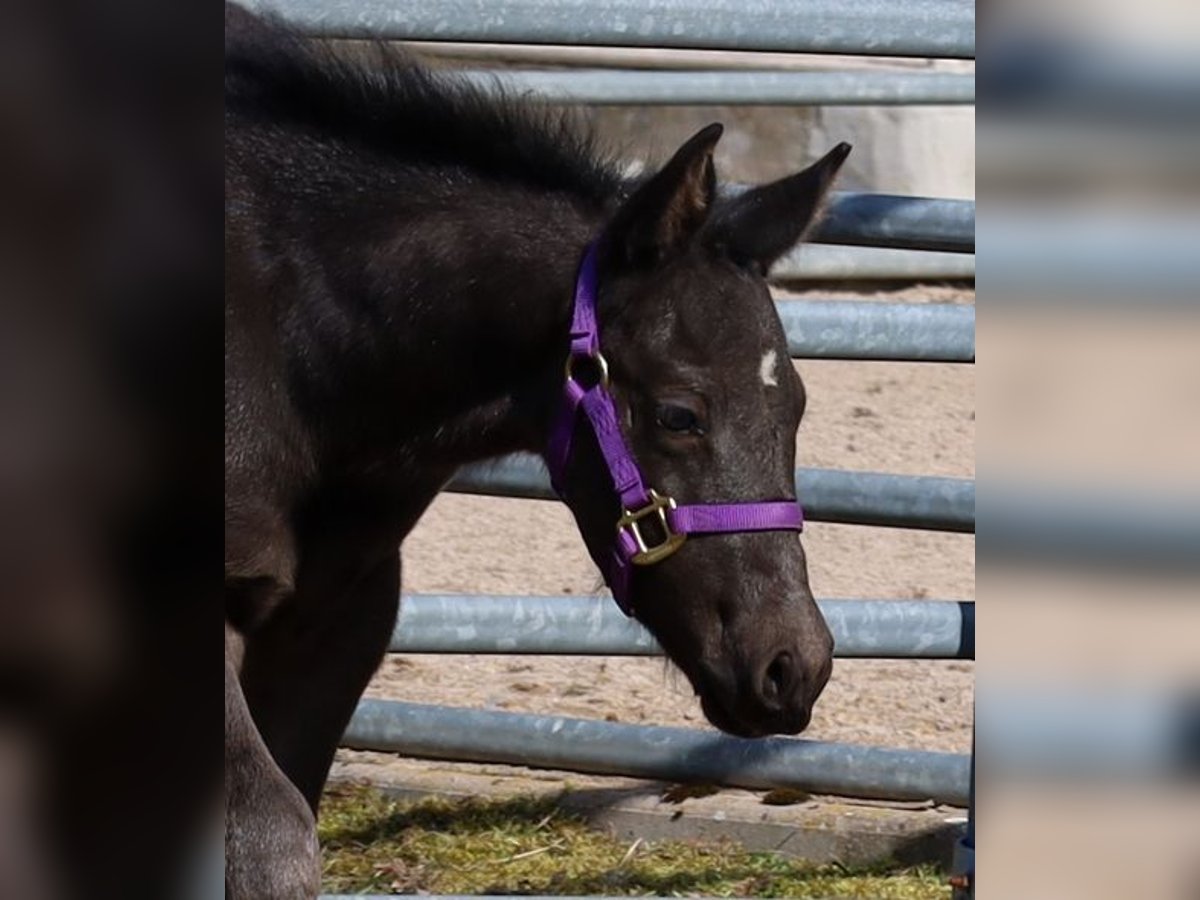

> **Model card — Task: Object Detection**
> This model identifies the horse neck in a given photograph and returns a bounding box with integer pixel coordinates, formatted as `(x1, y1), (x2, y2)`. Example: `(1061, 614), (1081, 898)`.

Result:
(299, 182), (604, 473)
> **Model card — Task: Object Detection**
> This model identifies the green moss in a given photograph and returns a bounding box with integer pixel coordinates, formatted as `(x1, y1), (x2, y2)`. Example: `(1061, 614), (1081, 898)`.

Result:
(320, 782), (945, 898)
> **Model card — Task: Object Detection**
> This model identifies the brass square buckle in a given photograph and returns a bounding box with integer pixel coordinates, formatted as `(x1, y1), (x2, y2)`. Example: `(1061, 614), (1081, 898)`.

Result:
(617, 489), (687, 565)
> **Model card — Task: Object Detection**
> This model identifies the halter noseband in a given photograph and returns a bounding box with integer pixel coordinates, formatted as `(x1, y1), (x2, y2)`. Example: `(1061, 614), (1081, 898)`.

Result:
(544, 242), (804, 616)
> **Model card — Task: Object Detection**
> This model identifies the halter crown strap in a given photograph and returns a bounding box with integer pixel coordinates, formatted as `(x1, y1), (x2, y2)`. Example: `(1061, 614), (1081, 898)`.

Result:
(543, 242), (804, 615)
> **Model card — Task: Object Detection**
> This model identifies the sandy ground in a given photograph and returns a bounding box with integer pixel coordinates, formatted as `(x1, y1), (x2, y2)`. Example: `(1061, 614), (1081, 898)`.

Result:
(337, 285), (975, 782)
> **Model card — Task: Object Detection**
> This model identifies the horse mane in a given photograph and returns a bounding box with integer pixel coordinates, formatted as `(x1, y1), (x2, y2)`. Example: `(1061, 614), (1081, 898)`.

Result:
(224, 3), (623, 203)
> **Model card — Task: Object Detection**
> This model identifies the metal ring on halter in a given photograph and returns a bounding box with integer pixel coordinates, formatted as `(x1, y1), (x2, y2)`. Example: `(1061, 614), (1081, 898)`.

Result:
(564, 350), (610, 390)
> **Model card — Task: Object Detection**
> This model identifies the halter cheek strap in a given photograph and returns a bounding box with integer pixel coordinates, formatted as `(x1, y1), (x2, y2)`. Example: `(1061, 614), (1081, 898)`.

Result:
(543, 242), (803, 616)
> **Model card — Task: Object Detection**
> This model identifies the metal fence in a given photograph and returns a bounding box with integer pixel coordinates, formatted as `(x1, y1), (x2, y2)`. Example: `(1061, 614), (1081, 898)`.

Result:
(345, 699), (972, 806)
(448, 455), (976, 532)
(262, 0), (977, 891)
(453, 68), (975, 106)
(391, 595), (975, 659)
(255, 0), (975, 58)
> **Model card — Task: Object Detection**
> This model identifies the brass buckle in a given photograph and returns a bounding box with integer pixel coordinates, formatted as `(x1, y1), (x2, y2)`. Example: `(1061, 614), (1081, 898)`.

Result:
(565, 350), (610, 390)
(617, 489), (687, 565)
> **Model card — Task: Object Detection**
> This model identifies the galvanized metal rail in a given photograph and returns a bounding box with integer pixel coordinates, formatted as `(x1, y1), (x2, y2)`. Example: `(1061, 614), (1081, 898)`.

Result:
(345, 699), (973, 806)
(392, 594), (976, 659)
(776, 300), (974, 361)
(773, 244), (975, 281)
(719, 191), (975, 255)
(251, 0), (977, 59)
(816, 193), (974, 254)
(454, 68), (976, 106)
(447, 455), (977, 533)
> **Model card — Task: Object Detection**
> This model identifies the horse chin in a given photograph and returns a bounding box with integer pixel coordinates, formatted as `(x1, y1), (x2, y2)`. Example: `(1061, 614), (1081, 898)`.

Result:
(699, 693), (812, 739)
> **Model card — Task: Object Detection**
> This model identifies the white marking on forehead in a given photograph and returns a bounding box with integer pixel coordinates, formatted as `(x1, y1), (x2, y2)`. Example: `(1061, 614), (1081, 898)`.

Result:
(759, 349), (779, 387)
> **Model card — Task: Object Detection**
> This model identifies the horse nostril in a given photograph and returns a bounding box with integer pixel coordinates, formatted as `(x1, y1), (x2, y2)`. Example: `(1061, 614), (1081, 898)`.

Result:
(761, 651), (795, 710)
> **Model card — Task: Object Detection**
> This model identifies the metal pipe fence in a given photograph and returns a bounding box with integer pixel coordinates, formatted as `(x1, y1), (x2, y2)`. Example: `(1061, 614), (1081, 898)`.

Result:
(392, 594), (975, 659)
(723, 191), (974, 255)
(816, 194), (975, 254)
(455, 68), (976, 106)
(776, 300), (974, 361)
(252, 0), (977, 59)
(345, 699), (973, 806)
(410, 41), (973, 70)
(447, 455), (977, 533)
(773, 244), (974, 281)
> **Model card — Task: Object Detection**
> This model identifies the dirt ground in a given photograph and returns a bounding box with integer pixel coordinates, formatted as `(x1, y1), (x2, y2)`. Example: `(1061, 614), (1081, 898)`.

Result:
(337, 284), (975, 780)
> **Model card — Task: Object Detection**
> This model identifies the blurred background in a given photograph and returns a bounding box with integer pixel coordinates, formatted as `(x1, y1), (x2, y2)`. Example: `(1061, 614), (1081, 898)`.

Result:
(0, 0), (214, 897)
(979, 1), (1200, 898)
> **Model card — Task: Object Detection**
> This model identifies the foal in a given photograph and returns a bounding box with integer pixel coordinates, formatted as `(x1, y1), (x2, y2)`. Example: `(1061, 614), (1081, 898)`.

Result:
(226, 6), (848, 895)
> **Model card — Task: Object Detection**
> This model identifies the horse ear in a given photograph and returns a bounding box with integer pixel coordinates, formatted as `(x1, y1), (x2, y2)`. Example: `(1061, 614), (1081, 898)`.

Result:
(707, 142), (852, 275)
(605, 123), (723, 267)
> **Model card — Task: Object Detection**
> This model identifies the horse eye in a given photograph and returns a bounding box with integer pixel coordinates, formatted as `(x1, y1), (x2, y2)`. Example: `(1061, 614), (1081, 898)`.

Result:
(655, 403), (702, 434)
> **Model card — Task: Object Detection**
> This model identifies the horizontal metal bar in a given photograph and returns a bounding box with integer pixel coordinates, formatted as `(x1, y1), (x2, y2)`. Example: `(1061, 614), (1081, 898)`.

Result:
(392, 594), (975, 659)
(777, 301), (974, 361)
(455, 68), (975, 106)
(344, 699), (972, 806)
(809, 468), (973, 531)
(771, 244), (975, 281)
(447, 455), (976, 533)
(719, 190), (974, 255)
(253, 0), (976, 59)
(409, 40), (978, 71)
(816, 193), (975, 254)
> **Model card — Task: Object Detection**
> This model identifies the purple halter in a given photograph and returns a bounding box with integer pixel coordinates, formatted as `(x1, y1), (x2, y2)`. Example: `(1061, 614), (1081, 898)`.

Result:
(544, 242), (804, 616)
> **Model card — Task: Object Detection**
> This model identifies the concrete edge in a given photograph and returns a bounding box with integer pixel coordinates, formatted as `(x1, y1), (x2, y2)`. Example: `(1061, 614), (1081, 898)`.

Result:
(328, 761), (966, 869)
